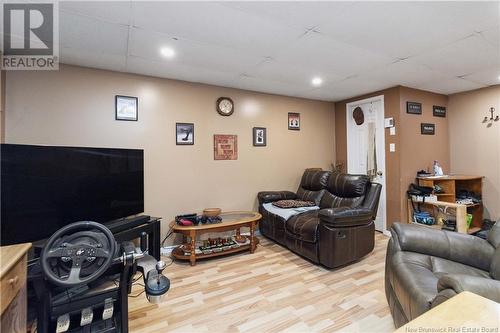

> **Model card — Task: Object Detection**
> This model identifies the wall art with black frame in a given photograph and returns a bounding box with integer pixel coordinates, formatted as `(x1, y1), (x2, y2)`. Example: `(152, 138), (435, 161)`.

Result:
(115, 95), (138, 121)
(288, 112), (300, 130)
(253, 127), (266, 146)
(421, 123), (435, 135)
(176, 123), (194, 145)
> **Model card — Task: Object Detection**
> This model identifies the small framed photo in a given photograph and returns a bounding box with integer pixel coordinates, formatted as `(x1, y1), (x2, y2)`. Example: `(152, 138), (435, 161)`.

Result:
(406, 101), (422, 115)
(253, 127), (266, 146)
(115, 95), (138, 121)
(288, 112), (300, 130)
(176, 123), (194, 145)
(433, 105), (446, 118)
(421, 123), (435, 135)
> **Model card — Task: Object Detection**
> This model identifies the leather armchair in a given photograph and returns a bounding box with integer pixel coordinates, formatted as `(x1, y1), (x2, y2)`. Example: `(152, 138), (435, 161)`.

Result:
(385, 222), (500, 328)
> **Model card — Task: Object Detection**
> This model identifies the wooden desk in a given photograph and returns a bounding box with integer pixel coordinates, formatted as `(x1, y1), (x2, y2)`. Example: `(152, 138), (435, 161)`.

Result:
(395, 291), (500, 332)
(0, 243), (31, 333)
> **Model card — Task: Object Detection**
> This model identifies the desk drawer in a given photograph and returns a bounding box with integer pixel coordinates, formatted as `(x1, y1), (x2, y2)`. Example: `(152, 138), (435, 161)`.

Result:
(0, 255), (26, 315)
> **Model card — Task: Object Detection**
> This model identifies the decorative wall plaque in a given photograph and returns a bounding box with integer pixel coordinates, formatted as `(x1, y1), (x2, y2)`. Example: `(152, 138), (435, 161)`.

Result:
(433, 105), (446, 117)
(421, 123), (435, 135)
(214, 134), (238, 160)
(407, 101), (422, 115)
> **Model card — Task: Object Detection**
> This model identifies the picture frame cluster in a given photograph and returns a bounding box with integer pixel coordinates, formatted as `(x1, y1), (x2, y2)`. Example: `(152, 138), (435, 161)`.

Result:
(114, 95), (302, 158)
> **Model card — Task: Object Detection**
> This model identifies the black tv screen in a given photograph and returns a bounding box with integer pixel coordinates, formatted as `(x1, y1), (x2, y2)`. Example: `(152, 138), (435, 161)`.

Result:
(1, 144), (144, 245)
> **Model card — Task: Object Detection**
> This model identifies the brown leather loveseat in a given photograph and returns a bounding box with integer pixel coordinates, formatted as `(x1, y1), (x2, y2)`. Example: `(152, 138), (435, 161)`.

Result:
(257, 169), (382, 268)
(385, 222), (500, 328)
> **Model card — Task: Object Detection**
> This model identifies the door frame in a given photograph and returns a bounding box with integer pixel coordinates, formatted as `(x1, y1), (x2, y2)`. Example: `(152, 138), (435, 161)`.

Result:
(346, 95), (388, 235)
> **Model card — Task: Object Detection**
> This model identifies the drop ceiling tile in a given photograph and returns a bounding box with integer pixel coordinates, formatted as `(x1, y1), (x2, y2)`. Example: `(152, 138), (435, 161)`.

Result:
(129, 28), (264, 75)
(60, 11), (128, 55)
(326, 76), (395, 100)
(126, 55), (238, 88)
(363, 60), (450, 87)
(462, 67), (500, 86)
(61, 47), (127, 72)
(60, 1), (132, 25)
(220, 1), (355, 31)
(415, 77), (487, 95)
(246, 59), (344, 87)
(131, 2), (304, 58)
(274, 32), (393, 78)
(480, 25), (500, 48)
(316, 1), (500, 59)
(409, 34), (500, 77)
(231, 75), (307, 98)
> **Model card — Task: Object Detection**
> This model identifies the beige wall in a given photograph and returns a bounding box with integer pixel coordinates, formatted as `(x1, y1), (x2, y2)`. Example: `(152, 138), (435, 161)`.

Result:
(335, 86), (449, 227)
(448, 85), (500, 220)
(399, 87), (449, 224)
(5, 65), (335, 244)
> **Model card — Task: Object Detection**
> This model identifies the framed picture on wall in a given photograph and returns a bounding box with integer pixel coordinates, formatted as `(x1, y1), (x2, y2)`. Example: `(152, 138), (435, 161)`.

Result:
(253, 127), (266, 146)
(406, 101), (422, 115)
(433, 105), (446, 117)
(214, 134), (238, 160)
(176, 123), (194, 145)
(288, 112), (300, 130)
(421, 123), (435, 135)
(115, 95), (138, 121)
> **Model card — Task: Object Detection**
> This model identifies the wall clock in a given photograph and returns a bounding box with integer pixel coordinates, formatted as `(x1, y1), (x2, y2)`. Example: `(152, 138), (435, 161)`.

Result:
(216, 97), (234, 116)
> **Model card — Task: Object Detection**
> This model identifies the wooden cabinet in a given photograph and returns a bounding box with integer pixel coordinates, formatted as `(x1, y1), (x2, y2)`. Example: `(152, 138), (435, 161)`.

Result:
(0, 243), (31, 333)
(417, 175), (483, 234)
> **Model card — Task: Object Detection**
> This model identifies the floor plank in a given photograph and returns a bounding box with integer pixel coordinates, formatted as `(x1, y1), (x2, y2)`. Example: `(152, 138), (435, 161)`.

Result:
(129, 233), (395, 332)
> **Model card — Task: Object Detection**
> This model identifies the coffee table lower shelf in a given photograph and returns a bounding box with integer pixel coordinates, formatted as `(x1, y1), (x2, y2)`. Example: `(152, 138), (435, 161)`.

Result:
(171, 238), (259, 263)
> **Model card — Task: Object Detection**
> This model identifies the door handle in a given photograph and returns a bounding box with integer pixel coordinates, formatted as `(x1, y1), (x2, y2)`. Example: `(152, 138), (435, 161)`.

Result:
(377, 171), (383, 176)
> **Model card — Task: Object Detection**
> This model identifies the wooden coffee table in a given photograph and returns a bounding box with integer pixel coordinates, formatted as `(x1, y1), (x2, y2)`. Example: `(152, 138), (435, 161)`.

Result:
(169, 211), (261, 266)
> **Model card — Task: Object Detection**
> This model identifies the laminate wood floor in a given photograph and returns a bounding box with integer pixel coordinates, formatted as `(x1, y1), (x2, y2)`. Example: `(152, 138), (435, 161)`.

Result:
(129, 233), (395, 333)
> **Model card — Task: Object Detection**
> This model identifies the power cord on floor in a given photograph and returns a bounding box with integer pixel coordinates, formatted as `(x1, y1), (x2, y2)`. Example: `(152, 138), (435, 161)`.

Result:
(161, 227), (174, 247)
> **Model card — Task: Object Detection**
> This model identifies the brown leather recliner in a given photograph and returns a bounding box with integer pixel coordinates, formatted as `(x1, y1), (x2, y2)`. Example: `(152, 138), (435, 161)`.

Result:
(258, 169), (382, 268)
(385, 222), (500, 328)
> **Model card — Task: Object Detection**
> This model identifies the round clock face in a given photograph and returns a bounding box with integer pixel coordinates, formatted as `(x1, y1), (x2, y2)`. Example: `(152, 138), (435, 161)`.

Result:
(217, 97), (234, 116)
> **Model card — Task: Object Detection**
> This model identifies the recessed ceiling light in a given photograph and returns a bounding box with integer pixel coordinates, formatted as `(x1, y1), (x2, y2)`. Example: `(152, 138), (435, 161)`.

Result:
(160, 46), (175, 59)
(311, 77), (323, 86)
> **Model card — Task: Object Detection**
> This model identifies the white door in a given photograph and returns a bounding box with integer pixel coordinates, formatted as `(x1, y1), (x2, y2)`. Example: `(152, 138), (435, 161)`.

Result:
(346, 95), (387, 232)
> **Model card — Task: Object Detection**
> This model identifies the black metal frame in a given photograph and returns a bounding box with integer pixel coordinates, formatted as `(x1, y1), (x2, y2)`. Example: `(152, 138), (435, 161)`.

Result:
(115, 95), (138, 121)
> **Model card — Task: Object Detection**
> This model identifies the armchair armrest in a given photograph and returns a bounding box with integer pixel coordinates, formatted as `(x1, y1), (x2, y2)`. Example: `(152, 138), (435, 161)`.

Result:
(318, 207), (373, 227)
(390, 223), (494, 272)
(435, 274), (500, 303)
(257, 191), (297, 204)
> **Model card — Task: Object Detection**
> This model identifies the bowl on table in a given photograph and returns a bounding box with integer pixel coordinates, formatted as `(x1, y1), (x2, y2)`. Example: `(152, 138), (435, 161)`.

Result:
(203, 208), (221, 217)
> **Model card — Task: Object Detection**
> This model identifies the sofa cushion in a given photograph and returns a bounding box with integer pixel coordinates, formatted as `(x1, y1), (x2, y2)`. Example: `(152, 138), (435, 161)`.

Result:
(296, 170), (330, 205)
(285, 210), (320, 242)
(327, 172), (369, 198)
(319, 173), (369, 209)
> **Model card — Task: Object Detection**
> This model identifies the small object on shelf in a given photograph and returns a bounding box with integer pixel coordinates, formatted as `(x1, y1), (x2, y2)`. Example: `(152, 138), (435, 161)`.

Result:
(413, 211), (435, 225)
(235, 235), (247, 243)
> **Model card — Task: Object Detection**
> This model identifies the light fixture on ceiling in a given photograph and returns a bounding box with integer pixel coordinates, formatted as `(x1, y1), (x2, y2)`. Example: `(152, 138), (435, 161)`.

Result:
(311, 77), (323, 87)
(160, 46), (175, 59)
(498, 75), (500, 81)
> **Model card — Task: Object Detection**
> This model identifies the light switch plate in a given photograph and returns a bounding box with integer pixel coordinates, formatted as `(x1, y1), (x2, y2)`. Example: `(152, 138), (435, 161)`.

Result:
(389, 143), (396, 152)
(384, 117), (394, 128)
(390, 127), (396, 136)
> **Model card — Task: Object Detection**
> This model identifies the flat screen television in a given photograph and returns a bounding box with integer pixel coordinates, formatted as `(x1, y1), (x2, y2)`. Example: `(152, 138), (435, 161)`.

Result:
(1, 144), (144, 246)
